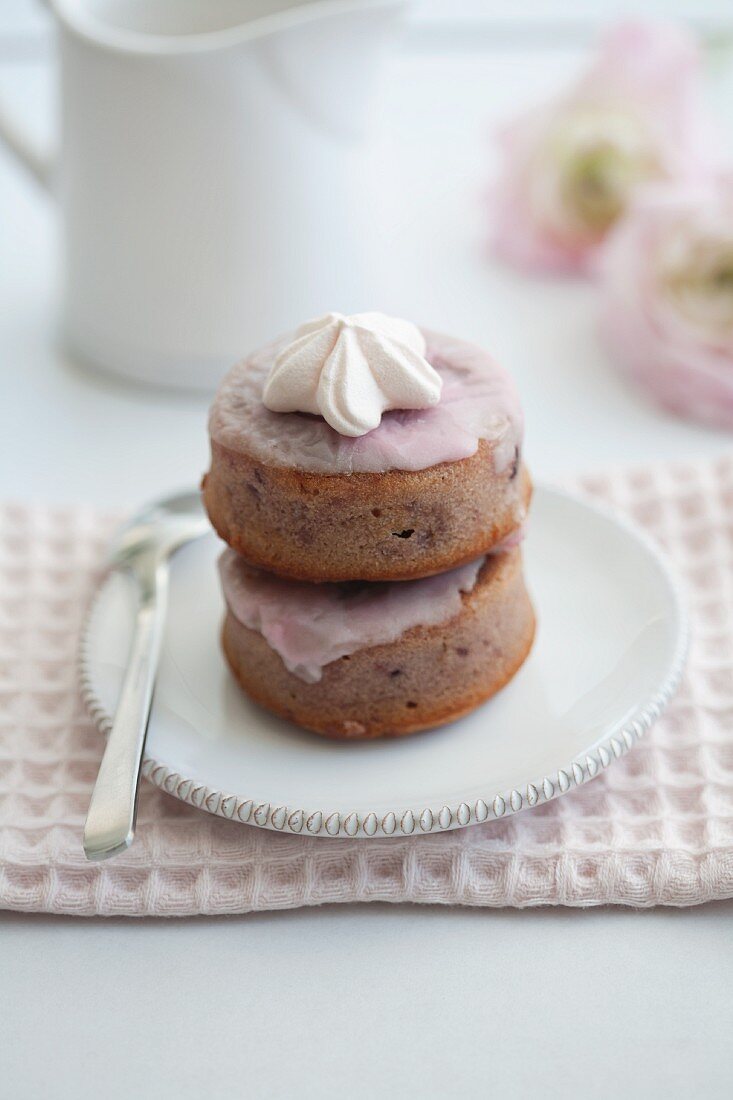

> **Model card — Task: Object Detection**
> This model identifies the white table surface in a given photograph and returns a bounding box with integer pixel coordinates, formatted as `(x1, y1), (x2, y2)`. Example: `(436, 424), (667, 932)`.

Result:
(1, 24), (732, 1100)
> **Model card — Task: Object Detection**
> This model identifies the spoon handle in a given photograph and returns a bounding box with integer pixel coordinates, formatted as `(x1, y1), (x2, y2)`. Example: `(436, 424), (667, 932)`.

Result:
(83, 562), (168, 861)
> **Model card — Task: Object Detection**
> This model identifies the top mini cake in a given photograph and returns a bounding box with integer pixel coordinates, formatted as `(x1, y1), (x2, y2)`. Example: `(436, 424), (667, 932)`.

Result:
(203, 311), (530, 583)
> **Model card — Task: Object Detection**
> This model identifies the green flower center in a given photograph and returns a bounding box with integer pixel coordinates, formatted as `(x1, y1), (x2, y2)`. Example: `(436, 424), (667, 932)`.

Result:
(660, 234), (733, 339)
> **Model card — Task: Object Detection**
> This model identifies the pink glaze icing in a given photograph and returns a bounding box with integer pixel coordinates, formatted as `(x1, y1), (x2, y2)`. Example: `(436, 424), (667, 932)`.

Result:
(210, 330), (523, 475)
(492, 523), (526, 552)
(219, 549), (484, 683)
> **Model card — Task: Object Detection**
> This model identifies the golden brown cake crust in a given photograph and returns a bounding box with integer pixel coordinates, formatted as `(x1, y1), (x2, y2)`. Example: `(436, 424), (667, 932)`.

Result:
(203, 438), (531, 583)
(220, 548), (536, 740)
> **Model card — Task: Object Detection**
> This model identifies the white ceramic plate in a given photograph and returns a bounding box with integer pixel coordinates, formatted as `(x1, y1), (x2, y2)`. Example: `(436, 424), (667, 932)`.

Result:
(80, 486), (687, 839)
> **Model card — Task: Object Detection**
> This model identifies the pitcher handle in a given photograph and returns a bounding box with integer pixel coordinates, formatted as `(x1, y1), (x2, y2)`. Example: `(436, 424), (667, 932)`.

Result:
(0, 2), (55, 190)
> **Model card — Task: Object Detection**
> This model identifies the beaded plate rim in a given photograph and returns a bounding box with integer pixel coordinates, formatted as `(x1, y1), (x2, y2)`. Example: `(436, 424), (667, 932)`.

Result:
(78, 486), (689, 840)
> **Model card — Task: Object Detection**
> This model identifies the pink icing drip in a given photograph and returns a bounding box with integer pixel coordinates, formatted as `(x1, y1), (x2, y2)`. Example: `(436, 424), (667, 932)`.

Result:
(219, 549), (485, 683)
(209, 329), (523, 475)
(491, 523), (526, 552)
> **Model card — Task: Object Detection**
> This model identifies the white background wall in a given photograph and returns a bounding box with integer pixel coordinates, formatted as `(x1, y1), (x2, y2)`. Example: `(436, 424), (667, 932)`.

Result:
(3, 0), (733, 38)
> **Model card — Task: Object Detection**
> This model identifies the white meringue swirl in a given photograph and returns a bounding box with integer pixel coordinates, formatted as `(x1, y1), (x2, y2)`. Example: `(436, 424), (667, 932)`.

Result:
(262, 311), (443, 437)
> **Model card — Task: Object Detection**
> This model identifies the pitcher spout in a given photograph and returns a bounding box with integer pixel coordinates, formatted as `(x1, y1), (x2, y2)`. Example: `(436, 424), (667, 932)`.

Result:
(53, 0), (406, 140)
(258, 1), (408, 141)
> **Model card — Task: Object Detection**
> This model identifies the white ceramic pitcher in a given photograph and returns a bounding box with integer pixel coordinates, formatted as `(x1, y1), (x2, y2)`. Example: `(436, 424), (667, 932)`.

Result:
(0, 0), (405, 389)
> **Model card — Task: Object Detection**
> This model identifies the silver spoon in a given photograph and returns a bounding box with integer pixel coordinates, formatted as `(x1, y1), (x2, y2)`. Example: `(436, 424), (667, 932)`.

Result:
(83, 489), (210, 861)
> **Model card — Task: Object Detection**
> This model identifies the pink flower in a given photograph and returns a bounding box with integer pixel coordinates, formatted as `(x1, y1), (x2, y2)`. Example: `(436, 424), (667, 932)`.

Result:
(598, 176), (733, 427)
(490, 21), (719, 275)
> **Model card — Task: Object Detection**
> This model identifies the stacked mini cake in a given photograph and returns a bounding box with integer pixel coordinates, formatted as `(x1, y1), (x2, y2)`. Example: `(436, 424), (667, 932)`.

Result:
(203, 312), (534, 739)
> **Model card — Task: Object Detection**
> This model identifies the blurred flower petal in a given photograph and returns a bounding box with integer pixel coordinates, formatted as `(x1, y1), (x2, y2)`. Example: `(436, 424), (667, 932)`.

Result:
(598, 176), (733, 428)
(490, 21), (720, 276)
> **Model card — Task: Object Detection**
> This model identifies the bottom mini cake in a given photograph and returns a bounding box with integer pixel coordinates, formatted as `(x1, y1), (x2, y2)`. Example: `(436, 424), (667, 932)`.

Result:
(218, 547), (535, 740)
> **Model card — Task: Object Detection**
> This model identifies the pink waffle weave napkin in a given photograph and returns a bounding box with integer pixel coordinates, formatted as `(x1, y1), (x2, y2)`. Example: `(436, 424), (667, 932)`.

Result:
(1, 456), (732, 916)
